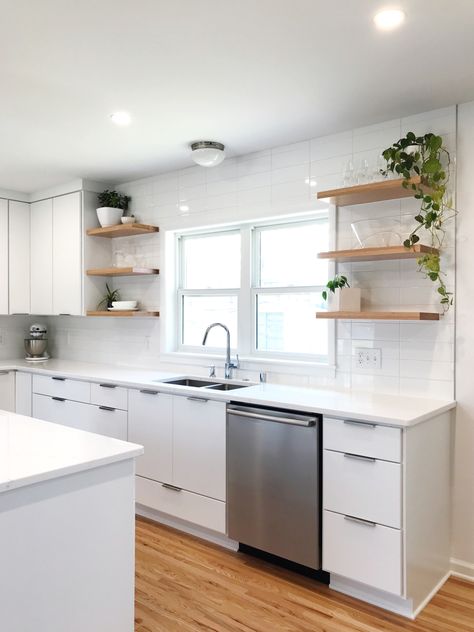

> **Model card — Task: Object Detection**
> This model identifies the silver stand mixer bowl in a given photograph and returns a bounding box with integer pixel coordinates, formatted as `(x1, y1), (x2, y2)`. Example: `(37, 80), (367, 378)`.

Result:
(24, 338), (48, 358)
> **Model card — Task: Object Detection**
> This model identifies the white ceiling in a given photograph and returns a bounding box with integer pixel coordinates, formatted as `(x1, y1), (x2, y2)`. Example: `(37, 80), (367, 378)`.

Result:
(1, 0), (474, 192)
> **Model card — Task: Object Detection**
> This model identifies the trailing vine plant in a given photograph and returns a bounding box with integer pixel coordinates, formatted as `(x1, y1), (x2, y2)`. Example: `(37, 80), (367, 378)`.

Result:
(381, 132), (455, 310)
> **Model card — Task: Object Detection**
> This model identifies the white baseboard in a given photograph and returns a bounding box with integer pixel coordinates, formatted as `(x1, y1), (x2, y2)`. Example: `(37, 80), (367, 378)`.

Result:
(450, 557), (474, 582)
(135, 503), (239, 551)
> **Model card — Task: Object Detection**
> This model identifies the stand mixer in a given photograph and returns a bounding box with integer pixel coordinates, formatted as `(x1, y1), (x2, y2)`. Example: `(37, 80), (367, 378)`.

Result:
(24, 323), (50, 362)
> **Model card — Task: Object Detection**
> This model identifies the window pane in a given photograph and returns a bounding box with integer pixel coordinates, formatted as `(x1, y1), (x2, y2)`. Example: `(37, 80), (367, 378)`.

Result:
(182, 232), (240, 289)
(258, 222), (328, 287)
(182, 295), (238, 347)
(256, 293), (328, 355)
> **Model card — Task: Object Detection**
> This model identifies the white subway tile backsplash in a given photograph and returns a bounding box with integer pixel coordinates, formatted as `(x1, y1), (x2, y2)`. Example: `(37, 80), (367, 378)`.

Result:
(310, 131), (353, 162)
(271, 143), (310, 169)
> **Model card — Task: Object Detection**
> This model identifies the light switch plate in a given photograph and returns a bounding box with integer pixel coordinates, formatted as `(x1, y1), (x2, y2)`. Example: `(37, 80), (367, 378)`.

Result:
(355, 347), (381, 369)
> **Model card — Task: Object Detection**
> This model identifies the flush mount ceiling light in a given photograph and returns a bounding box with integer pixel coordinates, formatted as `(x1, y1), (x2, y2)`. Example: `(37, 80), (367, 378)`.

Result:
(110, 111), (131, 126)
(190, 141), (225, 167)
(373, 8), (406, 30)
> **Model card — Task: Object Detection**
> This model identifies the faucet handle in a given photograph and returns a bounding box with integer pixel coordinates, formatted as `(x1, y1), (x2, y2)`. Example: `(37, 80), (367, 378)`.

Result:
(259, 371), (267, 383)
(208, 365), (216, 378)
(234, 354), (240, 369)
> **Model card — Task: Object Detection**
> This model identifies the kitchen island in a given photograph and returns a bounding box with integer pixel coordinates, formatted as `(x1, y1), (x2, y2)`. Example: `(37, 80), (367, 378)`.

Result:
(0, 410), (143, 632)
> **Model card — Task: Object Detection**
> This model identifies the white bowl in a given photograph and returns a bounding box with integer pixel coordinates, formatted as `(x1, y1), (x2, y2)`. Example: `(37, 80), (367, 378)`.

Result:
(121, 216), (136, 225)
(96, 207), (123, 227)
(111, 301), (138, 310)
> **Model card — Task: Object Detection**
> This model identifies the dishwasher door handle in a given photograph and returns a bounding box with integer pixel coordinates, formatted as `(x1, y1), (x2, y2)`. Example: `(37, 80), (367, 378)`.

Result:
(228, 409), (316, 427)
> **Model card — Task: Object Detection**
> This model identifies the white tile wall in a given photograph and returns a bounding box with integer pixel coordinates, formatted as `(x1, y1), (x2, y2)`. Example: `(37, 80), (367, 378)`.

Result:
(47, 105), (456, 399)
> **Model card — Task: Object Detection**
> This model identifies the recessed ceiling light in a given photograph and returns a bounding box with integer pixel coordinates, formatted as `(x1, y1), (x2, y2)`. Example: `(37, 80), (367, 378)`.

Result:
(373, 8), (405, 31)
(110, 111), (131, 126)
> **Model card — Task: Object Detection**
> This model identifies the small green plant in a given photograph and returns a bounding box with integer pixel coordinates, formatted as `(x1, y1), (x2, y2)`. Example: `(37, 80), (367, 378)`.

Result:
(97, 283), (120, 310)
(381, 131), (455, 310)
(97, 189), (131, 211)
(322, 275), (350, 301)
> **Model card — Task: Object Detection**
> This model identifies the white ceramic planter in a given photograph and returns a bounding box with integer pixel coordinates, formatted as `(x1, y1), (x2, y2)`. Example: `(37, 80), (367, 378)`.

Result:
(96, 207), (123, 227)
(328, 287), (361, 312)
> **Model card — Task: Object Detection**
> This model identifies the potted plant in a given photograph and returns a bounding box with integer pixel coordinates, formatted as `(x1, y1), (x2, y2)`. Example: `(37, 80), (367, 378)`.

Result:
(322, 275), (361, 312)
(96, 190), (132, 227)
(97, 283), (120, 310)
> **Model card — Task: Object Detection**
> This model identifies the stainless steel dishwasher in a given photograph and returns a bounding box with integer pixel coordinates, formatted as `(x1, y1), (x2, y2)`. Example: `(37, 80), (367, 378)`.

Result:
(227, 404), (321, 570)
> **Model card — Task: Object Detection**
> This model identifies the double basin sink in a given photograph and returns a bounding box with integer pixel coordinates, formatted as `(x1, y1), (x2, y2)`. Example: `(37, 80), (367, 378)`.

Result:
(160, 377), (251, 391)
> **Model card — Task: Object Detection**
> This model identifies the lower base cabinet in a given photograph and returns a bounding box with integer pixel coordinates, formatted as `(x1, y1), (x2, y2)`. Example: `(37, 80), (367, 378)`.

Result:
(0, 370), (15, 412)
(32, 393), (127, 440)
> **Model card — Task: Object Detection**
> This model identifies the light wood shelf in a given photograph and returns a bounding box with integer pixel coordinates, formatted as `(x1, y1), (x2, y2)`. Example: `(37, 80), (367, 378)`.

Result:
(318, 244), (438, 263)
(317, 177), (431, 206)
(86, 223), (159, 238)
(316, 311), (440, 321)
(87, 310), (160, 318)
(86, 267), (159, 277)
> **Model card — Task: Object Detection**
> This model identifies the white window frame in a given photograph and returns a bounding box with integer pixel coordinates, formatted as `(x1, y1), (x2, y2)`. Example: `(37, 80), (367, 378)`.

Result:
(175, 215), (335, 366)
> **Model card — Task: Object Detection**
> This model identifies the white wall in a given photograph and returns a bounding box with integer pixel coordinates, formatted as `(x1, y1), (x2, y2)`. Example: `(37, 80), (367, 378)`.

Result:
(452, 102), (474, 575)
(47, 106), (457, 397)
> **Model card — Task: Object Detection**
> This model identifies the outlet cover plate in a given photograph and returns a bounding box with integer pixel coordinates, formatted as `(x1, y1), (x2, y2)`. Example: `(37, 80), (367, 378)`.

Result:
(356, 348), (381, 369)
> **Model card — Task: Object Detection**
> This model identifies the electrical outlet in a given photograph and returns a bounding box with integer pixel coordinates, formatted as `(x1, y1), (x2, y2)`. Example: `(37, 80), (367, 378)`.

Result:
(356, 348), (381, 369)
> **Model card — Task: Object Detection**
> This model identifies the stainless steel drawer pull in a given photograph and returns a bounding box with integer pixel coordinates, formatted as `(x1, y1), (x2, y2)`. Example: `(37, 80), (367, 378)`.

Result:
(52, 397), (65, 402)
(344, 515), (377, 527)
(343, 453), (376, 463)
(186, 396), (209, 402)
(161, 483), (182, 492)
(99, 406), (116, 412)
(52, 377), (66, 381)
(99, 383), (117, 389)
(140, 389), (158, 395)
(343, 419), (376, 429)
(229, 408), (316, 427)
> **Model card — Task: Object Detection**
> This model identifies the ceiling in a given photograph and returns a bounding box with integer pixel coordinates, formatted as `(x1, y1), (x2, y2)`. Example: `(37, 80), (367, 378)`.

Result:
(1, 0), (474, 192)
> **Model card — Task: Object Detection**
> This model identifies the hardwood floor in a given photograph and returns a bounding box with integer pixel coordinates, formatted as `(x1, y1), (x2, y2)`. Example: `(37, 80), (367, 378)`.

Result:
(135, 517), (474, 632)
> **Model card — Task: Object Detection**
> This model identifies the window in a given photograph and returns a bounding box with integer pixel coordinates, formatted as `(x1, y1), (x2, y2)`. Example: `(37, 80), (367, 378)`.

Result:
(177, 218), (330, 361)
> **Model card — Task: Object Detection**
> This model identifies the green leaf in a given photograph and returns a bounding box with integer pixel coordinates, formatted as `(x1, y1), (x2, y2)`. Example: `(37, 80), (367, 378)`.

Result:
(424, 157), (441, 173)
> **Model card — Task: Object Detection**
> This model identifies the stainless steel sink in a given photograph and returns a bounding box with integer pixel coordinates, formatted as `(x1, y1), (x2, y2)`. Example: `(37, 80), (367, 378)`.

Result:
(205, 383), (249, 391)
(162, 378), (218, 387)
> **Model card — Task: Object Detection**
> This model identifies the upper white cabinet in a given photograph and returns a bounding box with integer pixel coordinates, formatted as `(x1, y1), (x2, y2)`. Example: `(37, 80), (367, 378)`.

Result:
(52, 192), (82, 315)
(30, 198), (53, 314)
(0, 200), (8, 314)
(9, 201), (30, 314)
(0, 371), (15, 412)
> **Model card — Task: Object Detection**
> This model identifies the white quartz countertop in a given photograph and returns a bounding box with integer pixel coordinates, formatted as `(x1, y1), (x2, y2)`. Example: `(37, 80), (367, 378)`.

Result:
(0, 359), (455, 427)
(0, 410), (143, 494)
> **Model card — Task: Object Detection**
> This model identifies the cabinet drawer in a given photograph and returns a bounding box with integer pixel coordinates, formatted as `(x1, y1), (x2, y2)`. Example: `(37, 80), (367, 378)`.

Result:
(324, 417), (401, 462)
(135, 475), (226, 534)
(323, 449), (401, 528)
(91, 382), (128, 410)
(86, 405), (128, 441)
(323, 510), (402, 595)
(33, 374), (91, 403)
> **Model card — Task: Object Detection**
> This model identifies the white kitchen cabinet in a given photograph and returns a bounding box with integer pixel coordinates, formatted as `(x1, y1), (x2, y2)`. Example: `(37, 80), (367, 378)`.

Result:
(0, 370), (15, 412)
(173, 396), (226, 501)
(30, 198), (53, 314)
(32, 374), (91, 402)
(128, 389), (173, 484)
(0, 199), (8, 314)
(324, 417), (401, 462)
(9, 200), (30, 314)
(52, 192), (82, 315)
(16, 371), (32, 416)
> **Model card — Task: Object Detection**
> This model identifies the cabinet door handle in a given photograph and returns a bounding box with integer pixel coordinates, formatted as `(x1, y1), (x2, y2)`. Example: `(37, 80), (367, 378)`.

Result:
(52, 397), (66, 402)
(343, 453), (376, 463)
(343, 419), (376, 429)
(52, 377), (66, 381)
(99, 406), (116, 412)
(344, 515), (377, 528)
(161, 483), (182, 492)
(186, 396), (209, 403)
(140, 389), (158, 395)
(99, 383), (117, 389)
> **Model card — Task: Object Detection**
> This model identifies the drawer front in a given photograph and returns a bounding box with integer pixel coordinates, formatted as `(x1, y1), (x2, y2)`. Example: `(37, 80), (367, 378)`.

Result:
(323, 449), (401, 528)
(324, 417), (401, 462)
(33, 374), (91, 403)
(86, 405), (128, 441)
(135, 475), (226, 534)
(90, 382), (128, 410)
(323, 510), (402, 595)
(33, 394), (90, 430)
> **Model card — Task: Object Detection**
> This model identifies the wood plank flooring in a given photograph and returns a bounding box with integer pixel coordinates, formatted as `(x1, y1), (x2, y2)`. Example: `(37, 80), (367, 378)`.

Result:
(135, 517), (474, 632)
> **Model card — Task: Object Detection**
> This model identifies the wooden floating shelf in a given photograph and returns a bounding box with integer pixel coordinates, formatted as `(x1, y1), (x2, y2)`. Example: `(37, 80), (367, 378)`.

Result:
(87, 310), (160, 318)
(86, 267), (159, 277)
(87, 223), (159, 238)
(317, 177), (431, 206)
(318, 244), (439, 263)
(316, 311), (440, 321)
